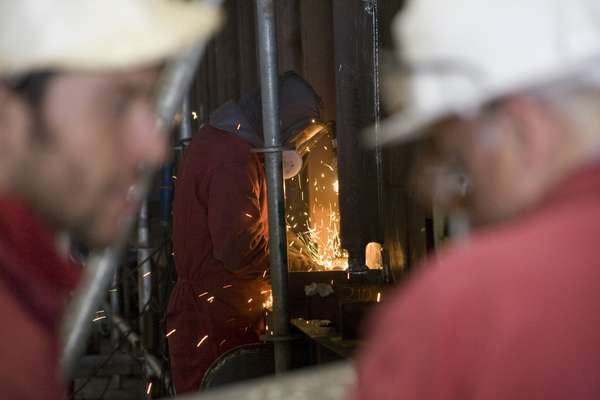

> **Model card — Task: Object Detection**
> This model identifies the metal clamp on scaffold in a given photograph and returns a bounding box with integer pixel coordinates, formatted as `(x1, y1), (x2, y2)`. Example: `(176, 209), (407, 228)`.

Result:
(250, 146), (287, 154)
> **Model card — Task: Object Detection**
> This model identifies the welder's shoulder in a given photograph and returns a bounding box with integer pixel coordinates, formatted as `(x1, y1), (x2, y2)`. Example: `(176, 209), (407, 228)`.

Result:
(189, 125), (254, 165)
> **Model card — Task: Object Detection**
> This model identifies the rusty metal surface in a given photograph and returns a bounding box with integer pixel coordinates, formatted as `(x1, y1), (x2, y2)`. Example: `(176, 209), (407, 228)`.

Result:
(175, 362), (355, 400)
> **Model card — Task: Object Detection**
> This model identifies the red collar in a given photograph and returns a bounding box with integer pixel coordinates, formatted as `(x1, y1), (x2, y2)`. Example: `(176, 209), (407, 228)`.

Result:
(0, 197), (81, 329)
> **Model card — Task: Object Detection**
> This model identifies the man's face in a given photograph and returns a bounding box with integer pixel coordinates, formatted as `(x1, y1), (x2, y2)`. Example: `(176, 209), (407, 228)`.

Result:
(1, 68), (167, 247)
(421, 100), (558, 226)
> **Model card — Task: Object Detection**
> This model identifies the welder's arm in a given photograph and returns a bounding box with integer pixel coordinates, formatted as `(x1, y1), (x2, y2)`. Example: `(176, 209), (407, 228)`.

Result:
(207, 162), (269, 275)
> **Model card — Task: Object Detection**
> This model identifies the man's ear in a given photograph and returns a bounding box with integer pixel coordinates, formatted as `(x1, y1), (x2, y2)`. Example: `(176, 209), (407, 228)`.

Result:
(501, 95), (561, 169)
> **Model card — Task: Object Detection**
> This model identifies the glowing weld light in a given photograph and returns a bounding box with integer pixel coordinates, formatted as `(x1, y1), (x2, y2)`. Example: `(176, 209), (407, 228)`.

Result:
(166, 329), (176, 337)
(197, 335), (209, 347)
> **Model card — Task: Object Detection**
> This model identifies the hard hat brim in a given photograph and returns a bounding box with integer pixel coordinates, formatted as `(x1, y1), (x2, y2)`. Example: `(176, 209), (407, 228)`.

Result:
(0, 1), (223, 76)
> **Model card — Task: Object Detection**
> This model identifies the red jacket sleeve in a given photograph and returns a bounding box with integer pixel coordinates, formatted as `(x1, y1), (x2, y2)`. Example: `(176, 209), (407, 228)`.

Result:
(206, 161), (269, 276)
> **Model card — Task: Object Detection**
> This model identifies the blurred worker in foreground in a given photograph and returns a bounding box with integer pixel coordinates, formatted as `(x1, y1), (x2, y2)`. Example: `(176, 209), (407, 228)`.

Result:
(167, 72), (322, 393)
(0, 1), (220, 398)
(355, 0), (600, 399)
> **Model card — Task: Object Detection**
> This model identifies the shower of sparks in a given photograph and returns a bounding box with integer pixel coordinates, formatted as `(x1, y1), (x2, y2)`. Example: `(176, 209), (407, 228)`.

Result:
(377, 292), (382, 303)
(196, 335), (209, 348)
(284, 133), (347, 271)
(262, 291), (273, 310)
(289, 203), (348, 270)
(166, 329), (177, 337)
(147, 382), (152, 395)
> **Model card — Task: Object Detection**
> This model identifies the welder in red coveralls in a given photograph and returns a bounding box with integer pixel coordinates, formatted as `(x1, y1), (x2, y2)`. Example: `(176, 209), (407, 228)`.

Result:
(353, 0), (600, 399)
(167, 72), (323, 393)
(0, 2), (220, 399)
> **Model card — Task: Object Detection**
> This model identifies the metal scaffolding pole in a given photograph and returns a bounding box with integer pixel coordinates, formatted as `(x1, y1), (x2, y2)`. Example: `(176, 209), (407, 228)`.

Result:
(60, 0), (223, 379)
(180, 95), (193, 143)
(256, 0), (292, 373)
(137, 201), (152, 333)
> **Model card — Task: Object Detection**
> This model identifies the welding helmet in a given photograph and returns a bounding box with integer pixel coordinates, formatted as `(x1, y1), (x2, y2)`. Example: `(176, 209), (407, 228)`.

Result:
(0, 0), (221, 77)
(370, 0), (600, 147)
(236, 71), (329, 179)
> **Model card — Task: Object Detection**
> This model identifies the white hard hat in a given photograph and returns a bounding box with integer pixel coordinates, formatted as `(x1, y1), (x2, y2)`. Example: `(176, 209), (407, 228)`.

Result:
(374, 0), (600, 146)
(0, 0), (222, 77)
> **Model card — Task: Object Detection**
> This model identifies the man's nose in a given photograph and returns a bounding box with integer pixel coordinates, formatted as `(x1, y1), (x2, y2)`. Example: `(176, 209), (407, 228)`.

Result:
(127, 104), (170, 168)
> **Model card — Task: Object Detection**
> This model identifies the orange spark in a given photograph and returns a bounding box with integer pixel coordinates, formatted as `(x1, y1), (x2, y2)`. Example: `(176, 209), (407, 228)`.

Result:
(166, 329), (177, 337)
(196, 335), (209, 347)
(198, 292), (209, 298)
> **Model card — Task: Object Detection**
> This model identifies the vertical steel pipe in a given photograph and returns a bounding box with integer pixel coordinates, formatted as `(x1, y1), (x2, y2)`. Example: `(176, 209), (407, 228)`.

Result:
(138, 201), (152, 327)
(256, 0), (291, 373)
(180, 95), (193, 143)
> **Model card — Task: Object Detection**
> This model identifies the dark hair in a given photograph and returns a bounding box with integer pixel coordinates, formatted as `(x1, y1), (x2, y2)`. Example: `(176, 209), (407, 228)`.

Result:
(6, 70), (55, 110)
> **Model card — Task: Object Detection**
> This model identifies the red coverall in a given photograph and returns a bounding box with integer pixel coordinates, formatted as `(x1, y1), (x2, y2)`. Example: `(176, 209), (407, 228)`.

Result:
(167, 125), (270, 393)
(0, 197), (80, 400)
(355, 164), (600, 399)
